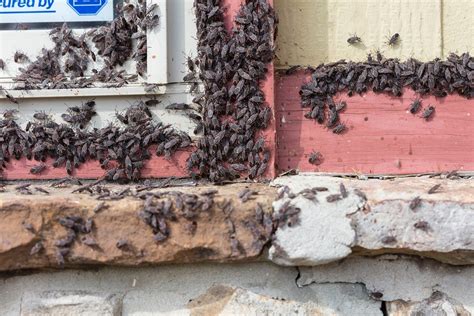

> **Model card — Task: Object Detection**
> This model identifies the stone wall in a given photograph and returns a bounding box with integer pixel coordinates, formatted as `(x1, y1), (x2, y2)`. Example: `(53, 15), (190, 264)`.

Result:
(1, 257), (473, 315)
(0, 174), (473, 315)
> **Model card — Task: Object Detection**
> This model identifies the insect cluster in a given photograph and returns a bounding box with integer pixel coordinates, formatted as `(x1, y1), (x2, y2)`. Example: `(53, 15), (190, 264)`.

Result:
(0, 101), (190, 181)
(60, 100), (97, 128)
(13, 183), (50, 195)
(109, 183), (276, 252)
(137, 186), (283, 252)
(188, 0), (277, 182)
(273, 185), (303, 228)
(74, 182), (275, 253)
(138, 190), (216, 243)
(275, 182), (371, 227)
(2, 0), (278, 183)
(75, 180), (274, 252)
(15, 179), (281, 260)
(54, 215), (95, 266)
(300, 52), (474, 132)
(273, 198), (301, 228)
(347, 33), (399, 46)
(10, 0), (159, 90)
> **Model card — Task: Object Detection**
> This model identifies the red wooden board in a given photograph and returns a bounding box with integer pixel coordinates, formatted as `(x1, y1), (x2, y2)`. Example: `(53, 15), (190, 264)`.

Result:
(0, 149), (190, 180)
(259, 65), (277, 179)
(275, 71), (474, 175)
(225, 0), (276, 179)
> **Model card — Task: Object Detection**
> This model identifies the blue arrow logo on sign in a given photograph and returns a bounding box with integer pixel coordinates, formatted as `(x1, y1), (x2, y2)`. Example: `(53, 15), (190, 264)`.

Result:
(67, 0), (108, 16)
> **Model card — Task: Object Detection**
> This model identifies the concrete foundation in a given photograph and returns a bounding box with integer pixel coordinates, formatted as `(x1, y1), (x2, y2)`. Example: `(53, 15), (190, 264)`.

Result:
(1, 256), (473, 315)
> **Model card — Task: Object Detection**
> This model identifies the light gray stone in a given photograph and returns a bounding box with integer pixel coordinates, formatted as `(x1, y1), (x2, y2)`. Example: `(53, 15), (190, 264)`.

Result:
(270, 174), (474, 266)
(187, 285), (320, 316)
(387, 292), (471, 316)
(0, 263), (382, 316)
(352, 200), (474, 253)
(220, 288), (318, 315)
(298, 255), (474, 313)
(2, 260), (474, 315)
(269, 188), (362, 266)
(21, 291), (122, 316)
(292, 283), (382, 316)
(187, 285), (381, 316)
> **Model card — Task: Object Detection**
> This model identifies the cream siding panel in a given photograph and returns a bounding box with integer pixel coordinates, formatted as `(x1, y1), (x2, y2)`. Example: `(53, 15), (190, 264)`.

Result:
(442, 0), (474, 56)
(275, 0), (472, 67)
(274, 0), (330, 66)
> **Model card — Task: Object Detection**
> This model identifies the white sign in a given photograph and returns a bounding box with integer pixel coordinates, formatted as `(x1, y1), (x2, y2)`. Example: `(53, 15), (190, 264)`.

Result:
(0, 0), (114, 24)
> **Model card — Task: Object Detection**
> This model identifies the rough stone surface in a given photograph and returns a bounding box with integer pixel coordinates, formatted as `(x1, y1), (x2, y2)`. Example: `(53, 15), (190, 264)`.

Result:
(187, 285), (382, 316)
(2, 258), (473, 315)
(21, 291), (122, 316)
(0, 183), (275, 271)
(0, 262), (382, 316)
(270, 175), (474, 265)
(1, 175), (473, 271)
(298, 255), (474, 311)
(387, 292), (471, 316)
(269, 183), (362, 265)
(187, 285), (321, 315)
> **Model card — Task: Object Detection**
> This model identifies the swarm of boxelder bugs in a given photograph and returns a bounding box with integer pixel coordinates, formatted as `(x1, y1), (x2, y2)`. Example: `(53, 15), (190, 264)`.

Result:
(1, 0), (279, 184)
(10, 1), (160, 90)
(188, 0), (278, 182)
(0, 101), (190, 182)
(300, 52), (473, 134)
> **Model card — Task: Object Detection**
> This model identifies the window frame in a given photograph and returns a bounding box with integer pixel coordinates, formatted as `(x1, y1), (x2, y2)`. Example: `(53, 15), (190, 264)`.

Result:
(0, 0), (170, 98)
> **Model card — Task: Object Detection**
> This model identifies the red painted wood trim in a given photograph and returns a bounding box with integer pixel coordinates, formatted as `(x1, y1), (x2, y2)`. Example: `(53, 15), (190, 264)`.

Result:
(223, 0), (277, 179)
(1, 149), (191, 180)
(275, 71), (474, 175)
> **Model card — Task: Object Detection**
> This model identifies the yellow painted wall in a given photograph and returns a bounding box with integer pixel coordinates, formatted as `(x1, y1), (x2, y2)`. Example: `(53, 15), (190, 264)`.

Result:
(442, 0), (474, 55)
(275, 0), (473, 67)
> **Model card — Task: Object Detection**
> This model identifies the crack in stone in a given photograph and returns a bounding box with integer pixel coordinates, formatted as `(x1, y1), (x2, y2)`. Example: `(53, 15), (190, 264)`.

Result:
(294, 266), (301, 288)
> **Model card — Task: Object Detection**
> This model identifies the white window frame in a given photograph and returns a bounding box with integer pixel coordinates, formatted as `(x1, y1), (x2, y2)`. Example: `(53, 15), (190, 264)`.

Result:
(147, 0), (168, 85)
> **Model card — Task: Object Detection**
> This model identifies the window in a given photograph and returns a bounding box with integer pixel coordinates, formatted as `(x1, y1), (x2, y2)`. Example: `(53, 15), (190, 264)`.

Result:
(0, 0), (197, 95)
(0, 0), (199, 136)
